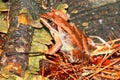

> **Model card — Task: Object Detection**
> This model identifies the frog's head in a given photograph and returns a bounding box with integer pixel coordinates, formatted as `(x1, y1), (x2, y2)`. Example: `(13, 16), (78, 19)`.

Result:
(40, 9), (65, 31)
(40, 8), (68, 22)
(40, 12), (59, 32)
(40, 9), (70, 34)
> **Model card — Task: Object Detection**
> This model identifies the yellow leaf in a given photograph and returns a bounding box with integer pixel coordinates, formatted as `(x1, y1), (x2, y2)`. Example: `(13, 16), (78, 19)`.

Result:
(0, 14), (8, 33)
(0, 0), (8, 11)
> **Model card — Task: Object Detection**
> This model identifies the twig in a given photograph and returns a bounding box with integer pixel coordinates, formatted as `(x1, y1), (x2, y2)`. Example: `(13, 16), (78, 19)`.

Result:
(42, 62), (45, 80)
(86, 58), (120, 79)
(99, 47), (120, 65)
(90, 36), (111, 48)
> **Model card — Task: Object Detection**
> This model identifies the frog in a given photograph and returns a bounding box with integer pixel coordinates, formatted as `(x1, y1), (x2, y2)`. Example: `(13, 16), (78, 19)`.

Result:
(40, 9), (90, 63)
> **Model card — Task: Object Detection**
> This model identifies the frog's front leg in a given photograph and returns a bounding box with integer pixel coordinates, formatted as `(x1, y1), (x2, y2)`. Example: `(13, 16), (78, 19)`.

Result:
(46, 31), (62, 54)
(40, 18), (62, 54)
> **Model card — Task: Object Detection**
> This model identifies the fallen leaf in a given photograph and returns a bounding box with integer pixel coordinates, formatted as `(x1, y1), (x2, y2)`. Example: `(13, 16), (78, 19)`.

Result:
(30, 28), (53, 52)
(32, 28), (52, 45)
(29, 55), (46, 71)
(0, 13), (8, 33)
(56, 3), (68, 13)
(0, 0), (8, 11)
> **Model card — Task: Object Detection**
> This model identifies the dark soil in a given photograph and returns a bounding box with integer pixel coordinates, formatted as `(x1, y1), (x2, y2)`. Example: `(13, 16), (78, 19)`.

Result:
(39, 0), (120, 42)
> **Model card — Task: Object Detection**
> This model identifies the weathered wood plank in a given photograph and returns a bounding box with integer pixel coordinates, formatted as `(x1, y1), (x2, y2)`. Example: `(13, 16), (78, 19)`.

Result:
(0, 0), (40, 76)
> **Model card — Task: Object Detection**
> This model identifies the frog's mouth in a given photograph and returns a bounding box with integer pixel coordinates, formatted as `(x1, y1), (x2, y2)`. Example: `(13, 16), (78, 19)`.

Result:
(40, 17), (59, 32)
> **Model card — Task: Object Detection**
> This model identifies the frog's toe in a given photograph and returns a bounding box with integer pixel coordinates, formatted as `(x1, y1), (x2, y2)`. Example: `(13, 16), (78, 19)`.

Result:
(70, 49), (90, 63)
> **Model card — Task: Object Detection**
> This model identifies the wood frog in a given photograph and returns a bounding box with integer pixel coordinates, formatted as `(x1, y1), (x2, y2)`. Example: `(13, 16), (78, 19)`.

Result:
(40, 9), (90, 63)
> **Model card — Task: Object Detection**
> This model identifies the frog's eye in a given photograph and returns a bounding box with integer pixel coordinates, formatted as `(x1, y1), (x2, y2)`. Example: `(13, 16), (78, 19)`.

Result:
(47, 19), (53, 23)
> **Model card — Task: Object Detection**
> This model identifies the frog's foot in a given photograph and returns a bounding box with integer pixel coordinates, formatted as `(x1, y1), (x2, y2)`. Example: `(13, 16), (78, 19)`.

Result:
(69, 49), (90, 63)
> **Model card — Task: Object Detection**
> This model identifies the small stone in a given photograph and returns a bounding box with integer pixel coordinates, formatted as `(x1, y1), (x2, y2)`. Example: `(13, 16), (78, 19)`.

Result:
(82, 22), (89, 27)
